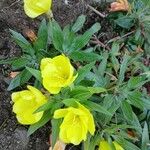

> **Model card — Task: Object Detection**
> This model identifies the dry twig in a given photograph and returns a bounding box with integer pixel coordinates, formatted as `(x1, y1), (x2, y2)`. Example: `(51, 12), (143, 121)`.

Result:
(87, 4), (107, 18)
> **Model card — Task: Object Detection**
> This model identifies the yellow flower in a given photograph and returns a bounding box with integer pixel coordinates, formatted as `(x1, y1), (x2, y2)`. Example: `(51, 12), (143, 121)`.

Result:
(99, 140), (124, 150)
(53, 102), (95, 145)
(41, 55), (77, 94)
(12, 85), (47, 125)
(24, 0), (52, 18)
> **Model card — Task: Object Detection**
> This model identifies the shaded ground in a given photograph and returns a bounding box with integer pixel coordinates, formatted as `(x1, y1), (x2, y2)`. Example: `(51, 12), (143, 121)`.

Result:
(0, 0), (103, 149)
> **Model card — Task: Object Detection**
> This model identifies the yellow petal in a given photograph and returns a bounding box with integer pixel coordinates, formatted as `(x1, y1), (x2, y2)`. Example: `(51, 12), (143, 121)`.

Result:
(53, 55), (72, 77)
(24, 0), (52, 18)
(16, 110), (43, 124)
(66, 123), (83, 145)
(27, 85), (47, 104)
(43, 80), (61, 94)
(40, 58), (52, 71)
(99, 141), (124, 150)
(64, 73), (78, 87)
(60, 128), (69, 144)
(54, 109), (68, 119)
(11, 92), (21, 102)
(13, 98), (35, 114)
(78, 102), (95, 134)
(42, 64), (66, 87)
(113, 142), (124, 150)
(24, 3), (43, 18)
(99, 140), (111, 150)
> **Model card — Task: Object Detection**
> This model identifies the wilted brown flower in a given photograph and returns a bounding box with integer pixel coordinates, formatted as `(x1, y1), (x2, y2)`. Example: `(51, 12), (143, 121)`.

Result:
(110, 0), (130, 12)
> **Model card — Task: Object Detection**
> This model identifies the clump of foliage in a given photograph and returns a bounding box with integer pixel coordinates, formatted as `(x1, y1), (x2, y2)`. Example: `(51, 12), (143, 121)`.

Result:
(0, 0), (150, 149)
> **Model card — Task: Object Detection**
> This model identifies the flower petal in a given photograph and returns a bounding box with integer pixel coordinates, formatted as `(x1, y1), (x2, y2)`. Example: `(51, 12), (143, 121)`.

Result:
(66, 123), (83, 145)
(54, 109), (69, 119)
(24, 0), (52, 18)
(27, 85), (47, 104)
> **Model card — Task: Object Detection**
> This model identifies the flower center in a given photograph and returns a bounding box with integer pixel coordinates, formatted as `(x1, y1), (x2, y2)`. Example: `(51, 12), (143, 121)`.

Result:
(73, 115), (80, 124)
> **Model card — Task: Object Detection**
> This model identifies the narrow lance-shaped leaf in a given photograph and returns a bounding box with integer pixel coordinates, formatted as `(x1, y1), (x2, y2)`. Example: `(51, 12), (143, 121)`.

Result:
(26, 66), (42, 82)
(142, 122), (149, 150)
(48, 20), (63, 52)
(7, 69), (32, 91)
(34, 19), (48, 51)
(10, 29), (35, 55)
(115, 137), (141, 150)
(51, 119), (62, 148)
(121, 100), (133, 121)
(34, 100), (55, 113)
(98, 52), (109, 76)
(118, 54), (130, 84)
(70, 23), (101, 52)
(83, 100), (112, 116)
(75, 61), (95, 85)
(70, 51), (101, 62)
(12, 57), (30, 70)
(71, 15), (86, 33)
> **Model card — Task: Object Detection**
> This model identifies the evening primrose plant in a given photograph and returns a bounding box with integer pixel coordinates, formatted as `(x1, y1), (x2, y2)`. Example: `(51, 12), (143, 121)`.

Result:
(0, 0), (150, 149)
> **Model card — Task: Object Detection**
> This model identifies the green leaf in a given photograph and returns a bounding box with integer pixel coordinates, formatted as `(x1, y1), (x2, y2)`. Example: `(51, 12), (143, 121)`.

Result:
(110, 42), (120, 54)
(62, 25), (75, 52)
(127, 76), (147, 89)
(103, 96), (121, 123)
(129, 112), (142, 133)
(111, 55), (120, 74)
(121, 100), (133, 121)
(0, 57), (19, 65)
(69, 86), (106, 100)
(127, 92), (144, 110)
(12, 57), (29, 70)
(70, 51), (101, 62)
(88, 134), (101, 150)
(70, 23), (101, 51)
(115, 16), (134, 29)
(115, 137), (141, 150)
(34, 19), (48, 52)
(51, 119), (62, 148)
(75, 61), (95, 84)
(7, 69), (32, 91)
(70, 87), (92, 100)
(88, 87), (107, 94)
(72, 15), (86, 33)
(27, 110), (51, 136)
(48, 20), (63, 52)
(118, 54), (130, 84)
(142, 122), (149, 150)
(10, 29), (34, 55)
(110, 43), (120, 73)
(83, 101), (112, 116)
(98, 52), (109, 76)
(142, 98), (150, 109)
(26, 66), (42, 82)
(62, 98), (79, 107)
(34, 100), (54, 113)
(104, 124), (137, 134)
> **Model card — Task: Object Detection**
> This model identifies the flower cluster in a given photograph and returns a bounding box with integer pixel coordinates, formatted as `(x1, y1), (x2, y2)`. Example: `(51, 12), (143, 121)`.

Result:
(12, 55), (95, 145)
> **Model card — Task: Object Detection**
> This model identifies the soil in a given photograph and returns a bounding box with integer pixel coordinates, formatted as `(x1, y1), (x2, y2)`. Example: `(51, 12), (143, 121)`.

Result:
(0, 0), (108, 150)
